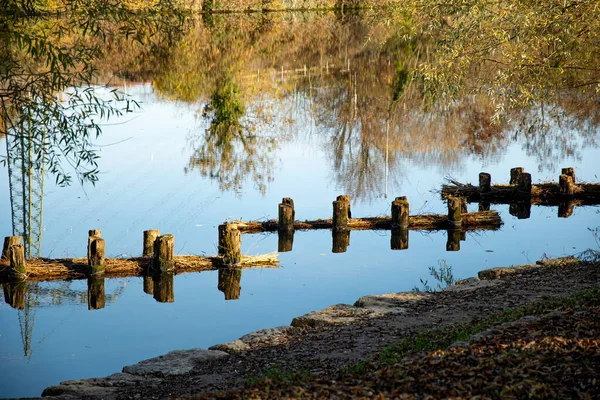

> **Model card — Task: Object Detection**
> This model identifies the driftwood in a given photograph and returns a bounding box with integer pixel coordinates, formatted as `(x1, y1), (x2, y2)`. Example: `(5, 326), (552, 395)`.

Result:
(0, 254), (278, 283)
(233, 210), (503, 234)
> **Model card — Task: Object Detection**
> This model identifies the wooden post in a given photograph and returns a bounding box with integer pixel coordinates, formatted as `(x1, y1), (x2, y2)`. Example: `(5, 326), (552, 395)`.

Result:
(391, 196), (409, 229)
(447, 196), (462, 228)
(218, 224), (241, 266)
(153, 272), (174, 303)
(332, 200), (349, 232)
(9, 244), (26, 279)
(446, 229), (461, 251)
(153, 234), (175, 272)
(278, 199), (295, 234)
(88, 237), (105, 276)
(87, 230), (101, 262)
(478, 201), (490, 212)
(87, 276), (105, 310)
(517, 173), (532, 196)
(479, 172), (491, 194)
(391, 228), (408, 250)
(143, 230), (160, 257)
(558, 201), (575, 218)
(336, 195), (351, 218)
(278, 230), (294, 253)
(2, 236), (21, 260)
(459, 197), (467, 214)
(559, 174), (575, 196)
(143, 275), (154, 295)
(332, 230), (350, 253)
(510, 167), (524, 185)
(2, 280), (26, 309)
(218, 268), (242, 300)
(561, 167), (575, 183)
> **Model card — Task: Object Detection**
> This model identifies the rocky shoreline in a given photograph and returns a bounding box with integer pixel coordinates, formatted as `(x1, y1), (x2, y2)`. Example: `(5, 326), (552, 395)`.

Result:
(36, 256), (598, 399)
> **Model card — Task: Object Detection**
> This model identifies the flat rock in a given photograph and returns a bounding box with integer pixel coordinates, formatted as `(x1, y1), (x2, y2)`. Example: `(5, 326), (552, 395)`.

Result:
(41, 373), (153, 399)
(122, 348), (229, 377)
(209, 326), (292, 353)
(478, 264), (538, 280)
(354, 291), (430, 311)
(291, 304), (387, 328)
(444, 278), (503, 292)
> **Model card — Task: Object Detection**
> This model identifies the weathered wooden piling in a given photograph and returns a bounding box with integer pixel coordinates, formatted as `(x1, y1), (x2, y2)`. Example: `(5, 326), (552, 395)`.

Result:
(2, 236), (21, 260)
(510, 167), (524, 185)
(447, 196), (463, 228)
(87, 276), (105, 310)
(143, 230), (160, 257)
(87, 230), (101, 263)
(279, 199), (295, 233)
(152, 272), (174, 303)
(218, 224), (241, 266)
(562, 167), (576, 183)
(517, 173), (532, 196)
(391, 228), (408, 250)
(391, 197), (409, 229)
(446, 229), (461, 251)
(332, 199), (349, 232)
(559, 174), (575, 196)
(459, 197), (467, 214)
(143, 275), (154, 295)
(88, 237), (105, 276)
(3, 280), (26, 309)
(153, 234), (174, 272)
(218, 268), (242, 300)
(337, 195), (352, 218)
(479, 173), (491, 193)
(9, 244), (26, 279)
(332, 230), (350, 253)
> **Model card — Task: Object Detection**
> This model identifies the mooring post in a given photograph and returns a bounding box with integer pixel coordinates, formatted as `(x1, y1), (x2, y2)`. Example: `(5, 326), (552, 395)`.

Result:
(278, 198), (295, 234)
(561, 167), (576, 183)
(87, 276), (105, 311)
(459, 197), (467, 214)
(2, 236), (21, 260)
(143, 230), (160, 257)
(447, 196), (463, 228)
(218, 268), (242, 300)
(510, 167), (524, 185)
(9, 244), (26, 279)
(391, 229), (409, 250)
(332, 230), (350, 253)
(88, 237), (105, 276)
(391, 196), (409, 228)
(336, 195), (351, 218)
(2, 280), (26, 309)
(446, 229), (461, 251)
(87, 230), (101, 262)
(559, 174), (575, 195)
(153, 272), (174, 303)
(332, 199), (349, 232)
(218, 224), (241, 266)
(517, 173), (532, 196)
(558, 201), (575, 218)
(479, 172), (491, 194)
(143, 274), (154, 295)
(153, 234), (175, 272)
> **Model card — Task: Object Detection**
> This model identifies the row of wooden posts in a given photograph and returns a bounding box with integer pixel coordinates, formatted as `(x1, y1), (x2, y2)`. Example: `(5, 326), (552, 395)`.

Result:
(1, 193), (500, 280)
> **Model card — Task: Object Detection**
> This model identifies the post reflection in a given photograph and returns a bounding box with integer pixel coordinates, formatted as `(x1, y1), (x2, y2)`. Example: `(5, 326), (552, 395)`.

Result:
(332, 230), (350, 253)
(3, 280), (26, 309)
(278, 230), (294, 253)
(87, 277), (105, 310)
(153, 272), (174, 303)
(391, 228), (409, 250)
(509, 202), (531, 219)
(446, 229), (461, 252)
(218, 268), (242, 300)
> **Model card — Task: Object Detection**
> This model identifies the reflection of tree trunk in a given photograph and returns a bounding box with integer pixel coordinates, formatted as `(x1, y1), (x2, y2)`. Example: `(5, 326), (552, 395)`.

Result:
(446, 229), (461, 252)
(153, 272), (174, 303)
(509, 202), (531, 219)
(391, 228), (408, 250)
(143, 274), (154, 295)
(218, 268), (242, 300)
(87, 277), (105, 310)
(3, 281), (26, 309)
(332, 230), (350, 253)
(278, 230), (294, 252)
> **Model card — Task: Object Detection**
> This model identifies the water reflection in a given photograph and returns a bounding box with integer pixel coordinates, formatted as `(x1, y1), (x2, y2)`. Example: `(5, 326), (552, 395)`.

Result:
(87, 277), (105, 311)
(390, 228), (409, 250)
(217, 268), (242, 300)
(152, 272), (174, 303)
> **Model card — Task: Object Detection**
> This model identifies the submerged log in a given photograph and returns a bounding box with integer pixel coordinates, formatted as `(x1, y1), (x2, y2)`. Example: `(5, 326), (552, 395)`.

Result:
(234, 210), (503, 233)
(0, 254), (278, 283)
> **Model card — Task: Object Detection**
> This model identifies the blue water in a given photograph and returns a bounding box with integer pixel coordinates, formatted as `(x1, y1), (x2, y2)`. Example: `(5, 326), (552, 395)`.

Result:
(0, 83), (599, 398)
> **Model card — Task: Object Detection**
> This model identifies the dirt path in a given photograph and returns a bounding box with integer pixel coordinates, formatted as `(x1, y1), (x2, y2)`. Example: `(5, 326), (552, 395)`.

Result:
(40, 257), (599, 399)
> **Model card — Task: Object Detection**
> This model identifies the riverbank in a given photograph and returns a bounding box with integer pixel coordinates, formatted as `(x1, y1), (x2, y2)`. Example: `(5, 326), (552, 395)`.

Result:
(38, 252), (599, 399)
